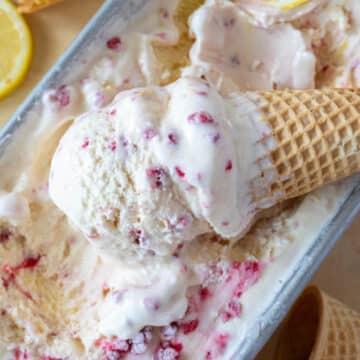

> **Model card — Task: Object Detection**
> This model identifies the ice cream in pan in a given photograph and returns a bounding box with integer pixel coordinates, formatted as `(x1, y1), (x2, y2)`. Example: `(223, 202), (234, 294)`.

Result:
(1, 0), (360, 359)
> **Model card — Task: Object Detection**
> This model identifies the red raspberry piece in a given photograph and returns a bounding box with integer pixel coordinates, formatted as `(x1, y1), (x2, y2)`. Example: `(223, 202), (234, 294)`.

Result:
(179, 319), (199, 335)
(220, 311), (232, 322)
(226, 261), (262, 296)
(170, 343), (183, 353)
(205, 333), (230, 359)
(187, 111), (214, 124)
(144, 128), (157, 140)
(81, 137), (90, 149)
(172, 242), (184, 257)
(108, 140), (117, 152)
(225, 160), (233, 171)
(168, 133), (178, 144)
(129, 229), (146, 246)
(175, 166), (185, 178)
(177, 215), (190, 227)
(2, 255), (41, 285)
(0, 229), (11, 243)
(13, 255), (41, 272)
(214, 333), (229, 352)
(107, 37), (122, 51)
(1, 276), (10, 289)
(220, 300), (242, 322)
(231, 261), (241, 270)
(228, 300), (242, 315)
(49, 85), (70, 108)
(13, 348), (29, 360)
(146, 167), (169, 189)
(199, 287), (211, 302)
(244, 261), (260, 273)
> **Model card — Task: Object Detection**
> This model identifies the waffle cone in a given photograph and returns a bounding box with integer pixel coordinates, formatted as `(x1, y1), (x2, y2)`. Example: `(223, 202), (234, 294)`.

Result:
(248, 88), (360, 208)
(275, 286), (360, 359)
(14, 0), (63, 13)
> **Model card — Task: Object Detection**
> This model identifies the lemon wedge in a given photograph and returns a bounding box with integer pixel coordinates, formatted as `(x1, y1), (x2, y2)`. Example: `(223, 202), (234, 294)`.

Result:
(0, 0), (32, 99)
(265, 0), (311, 11)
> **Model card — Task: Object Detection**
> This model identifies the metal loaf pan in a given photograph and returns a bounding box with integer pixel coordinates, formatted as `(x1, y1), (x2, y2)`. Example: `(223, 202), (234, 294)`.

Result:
(0, 1), (359, 358)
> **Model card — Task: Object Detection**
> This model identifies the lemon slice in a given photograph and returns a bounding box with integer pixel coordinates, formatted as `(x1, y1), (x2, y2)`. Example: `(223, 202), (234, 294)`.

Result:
(0, 0), (32, 99)
(265, 0), (311, 11)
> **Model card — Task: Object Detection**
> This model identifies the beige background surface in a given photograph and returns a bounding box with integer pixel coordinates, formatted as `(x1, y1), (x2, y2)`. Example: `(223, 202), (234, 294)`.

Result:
(0, 0), (358, 357)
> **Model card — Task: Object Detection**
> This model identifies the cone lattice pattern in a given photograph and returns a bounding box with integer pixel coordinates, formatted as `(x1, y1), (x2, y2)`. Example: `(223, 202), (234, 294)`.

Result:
(153, 0), (204, 84)
(249, 89), (360, 205)
(13, 0), (62, 13)
(316, 292), (360, 359)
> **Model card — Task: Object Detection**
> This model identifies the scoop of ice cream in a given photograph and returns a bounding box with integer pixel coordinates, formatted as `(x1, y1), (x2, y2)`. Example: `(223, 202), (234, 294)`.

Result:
(49, 77), (272, 261)
(97, 257), (189, 339)
(187, 1), (316, 91)
(48, 88), (214, 260)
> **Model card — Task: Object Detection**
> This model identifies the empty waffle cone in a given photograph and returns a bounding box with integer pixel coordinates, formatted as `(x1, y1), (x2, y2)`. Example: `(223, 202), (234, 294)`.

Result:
(247, 88), (360, 210)
(14, 0), (63, 13)
(275, 286), (360, 360)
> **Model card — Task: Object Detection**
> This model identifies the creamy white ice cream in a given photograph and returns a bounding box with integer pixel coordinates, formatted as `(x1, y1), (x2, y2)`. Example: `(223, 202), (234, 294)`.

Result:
(1, 0), (360, 359)
(186, 0), (316, 91)
(49, 77), (275, 261)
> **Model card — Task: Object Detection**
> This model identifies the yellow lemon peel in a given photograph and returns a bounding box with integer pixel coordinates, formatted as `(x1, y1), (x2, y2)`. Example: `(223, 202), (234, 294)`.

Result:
(265, 0), (311, 11)
(0, 0), (32, 100)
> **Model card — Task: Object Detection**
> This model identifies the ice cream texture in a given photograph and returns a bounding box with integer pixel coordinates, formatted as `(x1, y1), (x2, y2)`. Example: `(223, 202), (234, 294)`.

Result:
(1, 0), (360, 359)
(49, 77), (273, 260)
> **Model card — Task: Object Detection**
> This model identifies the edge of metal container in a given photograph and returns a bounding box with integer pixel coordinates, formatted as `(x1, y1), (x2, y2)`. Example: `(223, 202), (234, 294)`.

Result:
(0, 1), (359, 359)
